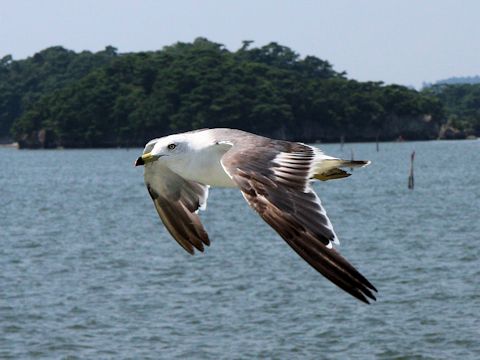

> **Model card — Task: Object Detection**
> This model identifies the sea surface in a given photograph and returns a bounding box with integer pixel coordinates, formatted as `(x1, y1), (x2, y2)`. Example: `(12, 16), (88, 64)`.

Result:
(1, 140), (479, 359)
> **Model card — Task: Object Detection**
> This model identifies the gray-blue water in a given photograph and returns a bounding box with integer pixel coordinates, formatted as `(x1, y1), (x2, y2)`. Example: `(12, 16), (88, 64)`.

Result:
(1, 140), (479, 359)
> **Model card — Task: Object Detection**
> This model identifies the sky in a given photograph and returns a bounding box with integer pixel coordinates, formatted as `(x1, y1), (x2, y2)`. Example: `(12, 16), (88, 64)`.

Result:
(1, 0), (479, 88)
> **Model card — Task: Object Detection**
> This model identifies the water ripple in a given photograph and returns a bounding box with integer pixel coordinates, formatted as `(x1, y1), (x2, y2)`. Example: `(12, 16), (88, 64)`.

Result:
(1, 141), (479, 359)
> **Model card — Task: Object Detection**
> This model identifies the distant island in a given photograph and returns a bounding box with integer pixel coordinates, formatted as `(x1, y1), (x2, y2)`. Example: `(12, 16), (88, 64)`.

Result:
(0, 38), (478, 148)
(425, 75), (480, 86)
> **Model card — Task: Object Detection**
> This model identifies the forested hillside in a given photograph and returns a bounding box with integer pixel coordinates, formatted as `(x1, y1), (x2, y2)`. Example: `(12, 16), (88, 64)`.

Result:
(0, 38), (454, 148)
(431, 76), (480, 85)
(422, 83), (480, 139)
(0, 46), (117, 144)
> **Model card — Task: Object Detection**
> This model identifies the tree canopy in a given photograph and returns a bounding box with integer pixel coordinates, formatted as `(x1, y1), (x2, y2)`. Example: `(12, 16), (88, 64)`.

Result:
(0, 38), (457, 148)
(423, 83), (480, 137)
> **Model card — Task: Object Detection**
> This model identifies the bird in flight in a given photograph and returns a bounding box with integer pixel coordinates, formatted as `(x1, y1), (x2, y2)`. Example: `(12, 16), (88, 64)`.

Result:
(135, 128), (377, 303)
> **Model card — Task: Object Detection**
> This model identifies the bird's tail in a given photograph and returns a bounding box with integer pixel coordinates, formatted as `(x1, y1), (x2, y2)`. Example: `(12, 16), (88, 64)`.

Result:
(312, 159), (370, 181)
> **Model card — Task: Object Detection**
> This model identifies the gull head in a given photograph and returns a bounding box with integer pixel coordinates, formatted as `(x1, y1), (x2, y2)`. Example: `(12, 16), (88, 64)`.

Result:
(135, 135), (191, 167)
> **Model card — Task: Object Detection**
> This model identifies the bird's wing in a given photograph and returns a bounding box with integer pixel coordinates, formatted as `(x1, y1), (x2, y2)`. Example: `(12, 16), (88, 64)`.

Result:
(144, 163), (210, 255)
(220, 140), (377, 303)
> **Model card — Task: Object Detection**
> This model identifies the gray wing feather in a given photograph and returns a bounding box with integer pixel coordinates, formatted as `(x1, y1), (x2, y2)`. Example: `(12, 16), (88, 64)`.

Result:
(145, 166), (210, 255)
(220, 139), (377, 303)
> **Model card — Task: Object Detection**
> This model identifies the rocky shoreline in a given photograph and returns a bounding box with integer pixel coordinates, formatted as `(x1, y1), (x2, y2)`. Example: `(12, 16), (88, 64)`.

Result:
(11, 128), (476, 150)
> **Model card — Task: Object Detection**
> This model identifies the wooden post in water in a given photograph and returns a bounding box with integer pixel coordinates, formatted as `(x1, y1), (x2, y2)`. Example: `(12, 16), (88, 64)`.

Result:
(350, 148), (355, 171)
(340, 135), (345, 151)
(376, 133), (380, 152)
(408, 150), (415, 190)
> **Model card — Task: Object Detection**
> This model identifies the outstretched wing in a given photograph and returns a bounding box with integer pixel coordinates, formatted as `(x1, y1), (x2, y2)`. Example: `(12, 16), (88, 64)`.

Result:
(220, 140), (377, 303)
(144, 163), (210, 255)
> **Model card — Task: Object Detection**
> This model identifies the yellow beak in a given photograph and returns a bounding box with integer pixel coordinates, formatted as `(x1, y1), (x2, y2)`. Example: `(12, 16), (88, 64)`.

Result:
(135, 152), (155, 166)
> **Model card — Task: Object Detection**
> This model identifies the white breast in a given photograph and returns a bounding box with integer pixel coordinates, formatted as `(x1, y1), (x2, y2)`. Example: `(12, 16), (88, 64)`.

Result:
(169, 144), (236, 188)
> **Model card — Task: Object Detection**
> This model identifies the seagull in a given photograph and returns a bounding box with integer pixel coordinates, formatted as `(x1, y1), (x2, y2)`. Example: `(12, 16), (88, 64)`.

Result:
(135, 128), (377, 303)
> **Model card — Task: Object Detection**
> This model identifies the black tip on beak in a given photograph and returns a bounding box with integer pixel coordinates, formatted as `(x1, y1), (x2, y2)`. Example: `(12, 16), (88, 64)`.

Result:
(135, 156), (144, 166)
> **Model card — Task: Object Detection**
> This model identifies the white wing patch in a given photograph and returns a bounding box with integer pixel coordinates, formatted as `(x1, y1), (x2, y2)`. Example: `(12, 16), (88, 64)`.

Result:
(198, 185), (209, 212)
(309, 187), (339, 247)
(271, 148), (340, 247)
(271, 151), (313, 192)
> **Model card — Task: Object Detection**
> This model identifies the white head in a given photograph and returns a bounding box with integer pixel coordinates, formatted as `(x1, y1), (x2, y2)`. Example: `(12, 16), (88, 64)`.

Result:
(134, 134), (193, 167)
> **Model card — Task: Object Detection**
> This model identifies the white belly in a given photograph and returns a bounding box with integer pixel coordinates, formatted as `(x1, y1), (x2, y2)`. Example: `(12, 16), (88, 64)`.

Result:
(168, 146), (237, 188)
(193, 163), (237, 187)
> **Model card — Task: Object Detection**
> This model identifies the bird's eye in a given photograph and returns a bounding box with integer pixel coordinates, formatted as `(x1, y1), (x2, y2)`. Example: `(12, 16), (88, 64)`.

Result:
(167, 143), (176, 150)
